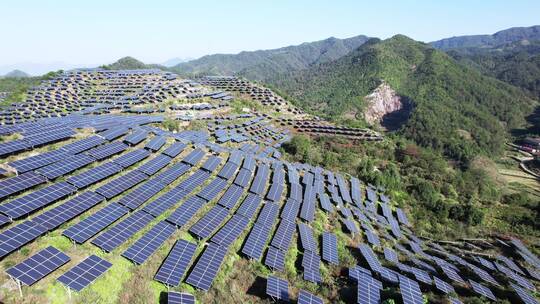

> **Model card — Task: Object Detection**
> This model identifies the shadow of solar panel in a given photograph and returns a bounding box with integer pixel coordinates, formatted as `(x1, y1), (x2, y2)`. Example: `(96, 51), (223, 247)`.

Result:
(63, 202), (128, 243)
(236, 193), (262, 219)
(298, 223), (317, 252)
(113, 149), (151, 168)
(189, 205), (229, 239)
(32, 191), (105, 231)
(67, 162), (122, 188)
(0, 172), (47, 200)
(242, 223), (272, 260)
(162, 142), (187, 158)
(186, 243), (228, 291)
(122, 221), (176, 264)
(266, 275), (289, 301)
(210, 214), (250, 247)
(144, 136), (166, 151)
(61, 135), (106, 154)
(118, 179), (166, 210)
(143, 186), (188, 217)
(57, 255), (112, 291)
(234, 168), (252, 188)
(154, 239), (197, 286)
(36, 154), (95, 179)
(6, 246), (70, 286)
(197, 177), (228, 202)
(298, 290), (323, 304)
(9, 149), (69, 173)
(86, 141), (128, 160)
(271, 219), (295, 251)
(92, 210), (154, 252)
(95, 170), (147, 199)
(166, 196), (206, 228)
(167, 291), (195, 304)
(0, 220), (47, 258)
(264, 246), (285, 271)
(217, 162), (239, 180)
(0, 182), (76, 219)
(322, 231), (339, 265)
(138, 154), (172, 176)
(155, 162), (190, 185)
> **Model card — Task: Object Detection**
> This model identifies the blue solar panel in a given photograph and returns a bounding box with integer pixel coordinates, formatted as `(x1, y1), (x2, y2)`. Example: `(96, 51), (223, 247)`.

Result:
(67, 162), (122, 188)
(242, 223), (272, 260)
(57, 255), (112, 291)
(234, 168), (252, 188)
(138, 154), (172, 176)
(189, 205), (229, 239)
(63, 202), (128, 243)
(143, 186), (188, 217)
(92, 210), (154, 252)
(322, 231), (339, 265)
(298, 222), (317, 252)
(122, 221), (176, 264)
(343, 219), (359, 234)
(0, 172), (47, 200)
(383, 247), (399, 263)
(154, 239), (197, 286)
(182, 148), (205, 165)
(510, 282), (538, 304)
(270, 219), (296, 251)
(210, 214), (250, 247)
(36, 154), (95, 179)
(197, 178), (228, 202)
(298, 290), (323, 304)
(86, 141), (128, 160)
(9, 149), (70, 173)
(61, 136), (106, 154)
(201, 155), (223, 172)
(99, 126), (129, 141)
(0, 182), (76, 219)
(256, 201), (280, 226)
(217, 184), (244, 209)
(399, 276), (423, 304)
(236, 193), (262, 219)
(167, 291), (195, 304)
(264, 246), (285, 271)
(357, 273), (383, 304)
(162, 142), (187, 158)
(177, 170), (211, 193)
(266, 275), (289, 301)
(469, 279), (496, 301)
(6, 246), (70, 286)
(144, 135), (166, 151)
(359, 244), (382, 272)
(249, 164), (269, 194)
(124, 129), (147, 145)
(32, 191), (105, 231)
(186, 243), (228, 291)
(0, 221), (47, 258)
(281, 198), (301, 221)
(112, 149), (151, 168)
(118, 178), (166, 210)
(155, 162), (190, 185)
(166, 195), (206, 228)
(433, 276), (455, 294)
(302, 250), (321, 270)
(95, 170), (148, 199)
(217, 162), (239, 180)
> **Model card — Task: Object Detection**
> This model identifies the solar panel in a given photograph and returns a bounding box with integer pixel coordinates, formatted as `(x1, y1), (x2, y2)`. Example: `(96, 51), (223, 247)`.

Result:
(118, 178), (166, 210)
(234, 168), (252, 187)
(112, 149), (151, 168)
(201, 155), (222, 172)
(61, 135), (106, 154)
(177, 170), (211, 193)
(242, 223), (272, 260)
(300, 188), (316, 222)
(9, 149), (70, 173)
(349, 265), (372, 281)
(92, 210), (154, 252)
(167, 291), (195, 304)
(95, 170), (148, 199)
(0, 140), (31, 158)
(6, 246), (70, 286)
(197, 177), (228, 201)
(67, 162), (122, 188)
(256, 201), (279, 226)
(63, 202), (128, 243)
(266, 183), (284, 202)
(319, 193), (333, 213)
(36, 154), (95, 179)
(217, 184), (244, 209)
(57, 255), (112, 291)
(86, 141), (128, 160)
(154, 239), (197, 286)
(357, 273), (383, 304)
(236, 193), (262, 219)
(0, 172), (47, 200)
(266, 275), (289, 301)
(322, 231), (339, 265)
(182, 148), (205, 166)
(399, 275), (424, 304)
(469, 279), (496, 301)
(189, 205), (229, 239)
(303, 267), (322, 283)
(154, 162), (190, 185)
(510, 282), (538, 304)
(242, 156), (256, 172)
(0, 182), (76, 219)
(124, 129), (147, 145)
(144, 136), (166, 151)
(185, 242), (228, 291)
(441, 265), (465, 284)
(433, 276), (455, 294)
(270, 219), (296, 251)
(359, 244), (382, 272)
(210, 214), (250, 247)
(281, 198), (301, 221)
(122, 221), (176, 264)
(99, 126), (129, 141)
(0, 220), (47, 258)
(143, 186), (188, 217)
(32, 191), (105, 231)
(264, 246), (285, 271)
(343, 219), (359, 234)
(298, 222), (317, 252)
(384, 247), (399, 263)
(162, 142), (187, 158)
(298, 290), (323, 304)
(138, 154), (172, 176)
(166, 196), (206, 228)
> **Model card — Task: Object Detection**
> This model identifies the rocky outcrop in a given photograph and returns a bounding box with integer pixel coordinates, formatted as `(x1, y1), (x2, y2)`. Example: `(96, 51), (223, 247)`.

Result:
(363, 82), (403, 125)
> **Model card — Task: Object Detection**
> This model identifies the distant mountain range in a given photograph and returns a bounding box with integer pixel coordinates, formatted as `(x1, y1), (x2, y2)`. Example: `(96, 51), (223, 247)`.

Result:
(3, 69), (30, 78)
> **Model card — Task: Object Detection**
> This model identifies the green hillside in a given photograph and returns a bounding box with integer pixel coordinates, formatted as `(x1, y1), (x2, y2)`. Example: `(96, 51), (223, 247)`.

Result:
(101, 56), (166, 71)
(170, 35), (371, 80)
(3, 69), (30, 78)
(267, 35), (537, 162)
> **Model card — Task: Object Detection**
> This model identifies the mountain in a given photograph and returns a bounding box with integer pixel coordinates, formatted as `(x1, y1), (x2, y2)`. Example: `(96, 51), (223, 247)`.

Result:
(3, 69), (30, 78)
(430, 25), (540, 50)
(170, 35), (372, 80)
(161, 57), (194, 67)
(101, 56), (167, 71)
(267, 35), (537, 162)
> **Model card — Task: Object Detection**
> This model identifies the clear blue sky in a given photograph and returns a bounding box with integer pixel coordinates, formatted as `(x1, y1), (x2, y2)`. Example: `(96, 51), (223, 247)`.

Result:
(1, 0), (539, 67)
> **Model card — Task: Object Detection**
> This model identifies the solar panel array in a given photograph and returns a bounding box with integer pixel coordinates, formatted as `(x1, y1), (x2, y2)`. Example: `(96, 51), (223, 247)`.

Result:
(167, 292), (196, 304)
(92, 210), (154, 252)
(154, 240), (197, 286)
(185, 243), (228, 291)
(6, 246), (70, 286)
(122, 221), (176, 264)
(57, 255), (112, 291)
(266, 275), (289, 301)
(63, 202), (128, 243)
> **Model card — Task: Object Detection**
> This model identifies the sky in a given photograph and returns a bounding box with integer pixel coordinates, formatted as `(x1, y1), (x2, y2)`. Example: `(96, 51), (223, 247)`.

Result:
(1, 0), (539, 74)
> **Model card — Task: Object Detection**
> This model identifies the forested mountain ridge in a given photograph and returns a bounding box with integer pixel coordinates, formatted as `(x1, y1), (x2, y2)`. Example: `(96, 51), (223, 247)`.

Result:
(170, 35), (372, 80)
(266, 35), (537, 162)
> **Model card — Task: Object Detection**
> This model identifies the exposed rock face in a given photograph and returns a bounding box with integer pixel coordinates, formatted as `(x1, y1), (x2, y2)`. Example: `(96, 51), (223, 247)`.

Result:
(363, 82), (403, 125)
